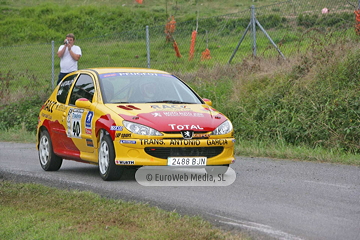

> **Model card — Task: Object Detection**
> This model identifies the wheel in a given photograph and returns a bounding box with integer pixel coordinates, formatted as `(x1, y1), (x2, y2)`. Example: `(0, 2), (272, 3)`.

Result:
(38, 130), (63, 171)
(205, 164), (229, 175)
(98, 134), (124, 181)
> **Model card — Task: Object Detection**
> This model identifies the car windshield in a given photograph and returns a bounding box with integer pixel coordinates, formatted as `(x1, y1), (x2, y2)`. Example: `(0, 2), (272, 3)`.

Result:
(99, 72), (203, 104)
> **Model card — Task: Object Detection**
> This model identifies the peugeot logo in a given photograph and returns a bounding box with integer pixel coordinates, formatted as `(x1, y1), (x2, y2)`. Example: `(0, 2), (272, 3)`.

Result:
(181, 130), (194, 139)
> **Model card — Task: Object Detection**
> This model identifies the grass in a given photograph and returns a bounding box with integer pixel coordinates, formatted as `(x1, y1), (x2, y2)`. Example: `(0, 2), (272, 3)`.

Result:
(0, 125), (36, 143)
(0, 180), (246, 240)
(3, 0), (285, 17)
(235, 139), (360, 166)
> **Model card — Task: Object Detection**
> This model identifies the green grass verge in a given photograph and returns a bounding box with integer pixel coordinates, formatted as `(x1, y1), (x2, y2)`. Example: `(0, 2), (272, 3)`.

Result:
(235, 139), (360, 166)
(0, 180), (246, 240)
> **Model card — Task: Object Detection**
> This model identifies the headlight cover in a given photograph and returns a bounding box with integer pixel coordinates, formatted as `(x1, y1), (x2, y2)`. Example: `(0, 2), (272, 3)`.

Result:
(123, 120), (163, 136)
(211, 120), (233, 135)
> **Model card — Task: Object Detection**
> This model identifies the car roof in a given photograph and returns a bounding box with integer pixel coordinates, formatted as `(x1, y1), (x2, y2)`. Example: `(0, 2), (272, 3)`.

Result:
(84, 67), (170, 75)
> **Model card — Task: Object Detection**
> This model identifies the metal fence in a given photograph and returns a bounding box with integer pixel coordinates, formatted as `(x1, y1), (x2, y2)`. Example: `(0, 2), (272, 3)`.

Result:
(0, 0), (358, 90)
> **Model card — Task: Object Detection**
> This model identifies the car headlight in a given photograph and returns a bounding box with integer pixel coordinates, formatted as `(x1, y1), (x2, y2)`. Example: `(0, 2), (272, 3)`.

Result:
(123, 120), (163, 136)
(211, 120), (233, 135)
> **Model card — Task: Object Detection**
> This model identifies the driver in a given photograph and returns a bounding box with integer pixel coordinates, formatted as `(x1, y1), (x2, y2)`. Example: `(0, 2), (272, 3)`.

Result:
(141, 82), (158, 101)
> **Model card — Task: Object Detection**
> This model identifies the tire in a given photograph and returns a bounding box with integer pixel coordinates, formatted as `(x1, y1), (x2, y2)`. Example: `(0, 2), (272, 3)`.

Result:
(38, 130), (63, 171)
(98, 134), (124, 181)
(205, 164), (229, 175)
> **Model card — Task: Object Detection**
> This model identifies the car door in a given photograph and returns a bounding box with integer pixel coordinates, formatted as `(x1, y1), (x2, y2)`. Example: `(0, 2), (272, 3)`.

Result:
(65, 73), (97, 154)
(49, 73), (79, 154)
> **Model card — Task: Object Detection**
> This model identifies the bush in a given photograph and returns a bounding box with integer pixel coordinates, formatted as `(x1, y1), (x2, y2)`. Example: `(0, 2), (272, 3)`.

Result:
(182, 38), (360, 154)
(0, 97), (44, 133)
(297, 12), (353, 29)
(0, 70), (49, 133)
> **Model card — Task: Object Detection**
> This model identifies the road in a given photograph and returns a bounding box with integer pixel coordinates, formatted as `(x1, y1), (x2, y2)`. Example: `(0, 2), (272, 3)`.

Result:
(1, 142), (359, 240)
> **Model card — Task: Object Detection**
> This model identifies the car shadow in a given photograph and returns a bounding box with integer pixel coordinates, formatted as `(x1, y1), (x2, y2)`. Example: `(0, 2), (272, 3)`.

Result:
(58, 163), (138, 181)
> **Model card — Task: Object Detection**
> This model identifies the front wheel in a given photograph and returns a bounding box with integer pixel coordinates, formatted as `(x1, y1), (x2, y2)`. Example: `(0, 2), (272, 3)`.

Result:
(98, 134), (124, 181)
(38, 130), (63, 171)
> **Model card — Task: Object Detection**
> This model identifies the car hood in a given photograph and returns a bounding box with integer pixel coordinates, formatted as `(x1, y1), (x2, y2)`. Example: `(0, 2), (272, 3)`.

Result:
(105, 103), (227, 132)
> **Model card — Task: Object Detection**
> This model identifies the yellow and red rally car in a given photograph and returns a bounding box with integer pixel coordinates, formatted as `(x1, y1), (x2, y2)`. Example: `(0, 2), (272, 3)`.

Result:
(37, 68), (235, 180)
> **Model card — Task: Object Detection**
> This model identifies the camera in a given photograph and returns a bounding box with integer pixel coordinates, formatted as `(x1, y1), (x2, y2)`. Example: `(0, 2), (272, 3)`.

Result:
(64, 40), (69, 44)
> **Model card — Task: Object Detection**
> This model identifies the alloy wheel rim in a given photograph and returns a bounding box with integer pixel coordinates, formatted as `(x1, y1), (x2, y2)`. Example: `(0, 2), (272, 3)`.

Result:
(99, 141), (109, 174)
(39, 136), (49, 166)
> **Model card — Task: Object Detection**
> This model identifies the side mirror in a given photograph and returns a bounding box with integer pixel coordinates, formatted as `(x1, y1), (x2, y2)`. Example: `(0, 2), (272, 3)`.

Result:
(202, 98), (212, 106)
(75, 98), (92, 109)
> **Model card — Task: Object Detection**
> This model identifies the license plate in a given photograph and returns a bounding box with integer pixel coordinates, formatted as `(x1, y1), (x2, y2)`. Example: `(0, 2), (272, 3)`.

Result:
(168, 157), (207, 166)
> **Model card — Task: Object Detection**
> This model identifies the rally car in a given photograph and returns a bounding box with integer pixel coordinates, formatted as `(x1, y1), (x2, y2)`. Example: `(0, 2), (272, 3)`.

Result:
(37, 68), (235, 180)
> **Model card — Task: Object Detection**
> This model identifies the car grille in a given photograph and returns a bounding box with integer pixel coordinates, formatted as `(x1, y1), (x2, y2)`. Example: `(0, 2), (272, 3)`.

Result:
(144, 147), (223, 159)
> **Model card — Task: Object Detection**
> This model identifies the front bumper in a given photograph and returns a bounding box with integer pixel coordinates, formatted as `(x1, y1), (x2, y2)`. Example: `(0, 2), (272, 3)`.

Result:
(113, 138), (235, 166)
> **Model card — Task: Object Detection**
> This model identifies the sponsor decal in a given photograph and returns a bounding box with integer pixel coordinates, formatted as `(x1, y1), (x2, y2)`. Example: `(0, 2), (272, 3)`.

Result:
(116, 133), (132, 138)
(120, 140), (136, 144)
(117, 72), (158, 76)
(207, 139), (228, 146)
(162, 111), (204, 117)
(100, 72), (160, 78)
(120, 133), (132, 138)
(41, 112), (52, 120)
(85, 111), (94, 135)
(60, 79), (73, 87)
(43, 100), (57, 113)
(116, 160), (135, 165)
(140, 139), (165, 145)
(168, 124), (204, 130)
(56, 104), (67, 112)
(66, 108), (84, 138)
(85, 111), (94, 128)
(110, 126), (123, 131)
(170, 139), (200, 146)
(151, 105), (188, 110)
(194, 133), (210, 138)
(152, 112), (162, 117)
(86, 139), (94, 147)
(181, 130), (194, 139)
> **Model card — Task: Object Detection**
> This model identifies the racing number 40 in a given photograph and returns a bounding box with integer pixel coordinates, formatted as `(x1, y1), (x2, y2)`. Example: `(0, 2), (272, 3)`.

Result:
(73, 120), (81, 137)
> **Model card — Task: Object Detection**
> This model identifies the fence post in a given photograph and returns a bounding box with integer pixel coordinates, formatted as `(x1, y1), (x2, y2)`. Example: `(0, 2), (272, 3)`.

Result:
(251, 5), (257, 57)
(146, 26), (151, 68)
(51, 40), (55, 89)
(229, 4), (285, 63)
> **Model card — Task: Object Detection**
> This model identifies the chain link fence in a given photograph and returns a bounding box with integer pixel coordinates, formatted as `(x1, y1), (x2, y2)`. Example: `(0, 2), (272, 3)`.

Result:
(0, 0), (357, 92)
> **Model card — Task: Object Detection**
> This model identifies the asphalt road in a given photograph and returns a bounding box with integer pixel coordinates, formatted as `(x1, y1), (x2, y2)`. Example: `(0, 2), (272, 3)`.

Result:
(1, 142), (359, 240)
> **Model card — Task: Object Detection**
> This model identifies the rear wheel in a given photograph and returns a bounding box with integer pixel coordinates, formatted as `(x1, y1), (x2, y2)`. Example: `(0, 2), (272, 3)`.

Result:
(98, 134), (124, 181)
(38, 130), (63, 171)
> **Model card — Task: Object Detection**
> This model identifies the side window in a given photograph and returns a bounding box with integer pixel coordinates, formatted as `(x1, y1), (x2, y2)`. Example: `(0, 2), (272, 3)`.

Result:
(56, 74), (77, 104)
(69, 74), (95, 105)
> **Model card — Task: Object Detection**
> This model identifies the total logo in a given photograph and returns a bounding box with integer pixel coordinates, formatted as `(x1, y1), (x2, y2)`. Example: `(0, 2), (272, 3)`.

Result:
(168, 124), (204, 130)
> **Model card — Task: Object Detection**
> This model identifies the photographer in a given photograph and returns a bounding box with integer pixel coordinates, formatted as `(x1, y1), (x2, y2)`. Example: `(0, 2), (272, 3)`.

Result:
(57, 33), (82, 84)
